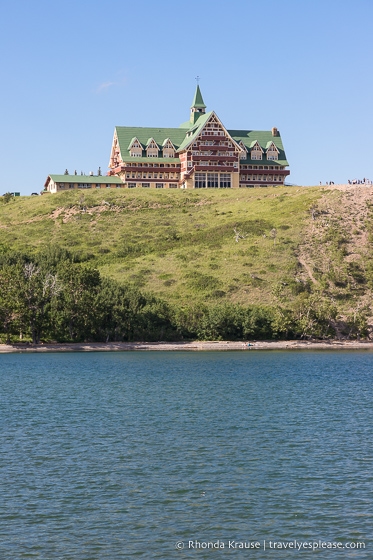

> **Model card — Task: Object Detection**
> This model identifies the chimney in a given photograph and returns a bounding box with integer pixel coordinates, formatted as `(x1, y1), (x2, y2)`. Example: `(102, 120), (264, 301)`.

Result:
(272, 127), (278, 137)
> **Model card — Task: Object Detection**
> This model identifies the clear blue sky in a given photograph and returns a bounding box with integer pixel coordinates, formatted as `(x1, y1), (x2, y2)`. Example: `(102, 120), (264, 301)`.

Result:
(1, 0), (372, 195)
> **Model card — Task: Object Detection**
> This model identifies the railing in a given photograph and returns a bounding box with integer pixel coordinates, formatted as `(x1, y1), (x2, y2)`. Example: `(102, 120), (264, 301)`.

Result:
(184, 166), (195, 179)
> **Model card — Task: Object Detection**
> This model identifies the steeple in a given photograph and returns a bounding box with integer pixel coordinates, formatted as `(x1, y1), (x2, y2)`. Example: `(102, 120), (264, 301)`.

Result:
(190, 85), (206, 124)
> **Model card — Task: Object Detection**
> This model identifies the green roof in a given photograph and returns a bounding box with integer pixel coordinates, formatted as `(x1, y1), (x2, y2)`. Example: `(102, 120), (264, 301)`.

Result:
(230, 130), (289, 166)
(176, 112), (213, 151)
(191, 85), (206, 109)
(179, 120), (193, 129)
(49, 174), (122, 184)
(116, 126), (188, 160)
(114, 120), (289, 167)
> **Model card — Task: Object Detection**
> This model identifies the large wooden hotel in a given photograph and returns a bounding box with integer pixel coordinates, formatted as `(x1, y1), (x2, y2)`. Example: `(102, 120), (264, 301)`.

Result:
(45, 87), (290, 192)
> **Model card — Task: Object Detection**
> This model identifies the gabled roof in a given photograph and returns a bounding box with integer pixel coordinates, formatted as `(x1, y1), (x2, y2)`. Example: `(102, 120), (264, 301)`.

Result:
(265, 140), (279, 152)
(191, 85), (206, 109)
(146, 137), (159, 148)
(177, 111), (242, 153)
(162, 137), (176, 148)
(128, 137), (143, 150)
(249, 140), (263, 151)
(177, 112), (212, 151)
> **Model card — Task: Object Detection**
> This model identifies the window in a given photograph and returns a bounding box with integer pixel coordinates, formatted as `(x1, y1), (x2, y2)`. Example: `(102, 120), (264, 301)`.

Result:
(156, 183), (164, 188)
(207, 173), (219, 188)
(220, 173), (231, 188)
(251, 142), (263, 161)
(195, 173), (206, 188)
(146, 139), (159, 158)
(142, 183), (150, 188)
(128, 183), (136, 188)
(266, 142), (279, 161)
(129, 139), (142, 158)
(169, 184), (177, 188)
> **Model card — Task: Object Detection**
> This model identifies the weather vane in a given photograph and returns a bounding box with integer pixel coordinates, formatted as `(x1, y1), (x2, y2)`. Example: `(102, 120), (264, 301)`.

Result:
(195, 76), (200, 84)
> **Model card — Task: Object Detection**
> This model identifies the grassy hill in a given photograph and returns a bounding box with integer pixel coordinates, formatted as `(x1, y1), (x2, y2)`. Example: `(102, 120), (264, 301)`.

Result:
(2, 185), (373, 339)
(0, 187), (322, 307)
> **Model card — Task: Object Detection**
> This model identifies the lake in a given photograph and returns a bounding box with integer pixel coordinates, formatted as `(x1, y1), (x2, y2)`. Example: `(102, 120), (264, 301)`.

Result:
(0, 351), (372, 558)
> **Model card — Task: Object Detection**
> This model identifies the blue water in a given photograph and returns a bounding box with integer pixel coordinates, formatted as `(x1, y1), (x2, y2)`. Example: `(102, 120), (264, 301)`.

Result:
(0, 351), (372, 559)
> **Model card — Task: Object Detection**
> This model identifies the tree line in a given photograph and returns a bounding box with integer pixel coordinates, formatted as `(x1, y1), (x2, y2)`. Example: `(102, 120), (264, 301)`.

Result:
(0, 246), (367, 344)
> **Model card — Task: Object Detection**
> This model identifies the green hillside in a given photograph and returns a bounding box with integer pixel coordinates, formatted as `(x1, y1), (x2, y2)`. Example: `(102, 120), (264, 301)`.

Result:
(1, 186), (373, 341)
(0, 187), (320, 304)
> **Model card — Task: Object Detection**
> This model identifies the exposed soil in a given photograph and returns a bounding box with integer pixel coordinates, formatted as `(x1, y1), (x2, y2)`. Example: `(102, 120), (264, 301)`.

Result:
(297, 185), (373, 283)
(1, 340), (373, 353)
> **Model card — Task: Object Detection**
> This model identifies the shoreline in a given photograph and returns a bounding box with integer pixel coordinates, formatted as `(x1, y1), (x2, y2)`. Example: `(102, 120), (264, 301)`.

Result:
(1, 340), (373, 353)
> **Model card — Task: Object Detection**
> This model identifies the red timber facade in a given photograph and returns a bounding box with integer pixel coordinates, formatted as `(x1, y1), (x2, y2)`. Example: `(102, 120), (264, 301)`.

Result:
(107, 86), (290, 189)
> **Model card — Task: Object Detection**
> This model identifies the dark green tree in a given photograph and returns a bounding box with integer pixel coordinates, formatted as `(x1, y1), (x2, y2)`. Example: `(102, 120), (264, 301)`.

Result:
(0, 265), (20, 343)
(13, 262), (60, 344)
(51, 263), (101, 341)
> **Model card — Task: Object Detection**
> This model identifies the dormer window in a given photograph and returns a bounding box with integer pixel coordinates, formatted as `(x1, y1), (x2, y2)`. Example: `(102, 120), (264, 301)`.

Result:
(146, 138), (159, 158)
(266, 141), (279, 161)
(250, 141), (263, 161)
(128, 137), (143, 158)
(162, 138), (175, 158)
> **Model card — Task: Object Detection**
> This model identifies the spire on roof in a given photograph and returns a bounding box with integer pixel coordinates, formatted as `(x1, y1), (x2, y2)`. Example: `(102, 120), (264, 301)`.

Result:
(191, 84), (206, 110)
(190, 84), (206, 124)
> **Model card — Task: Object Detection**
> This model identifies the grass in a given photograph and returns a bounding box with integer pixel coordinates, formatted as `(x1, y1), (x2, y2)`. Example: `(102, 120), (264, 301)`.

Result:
(0, 187), (322, 305)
